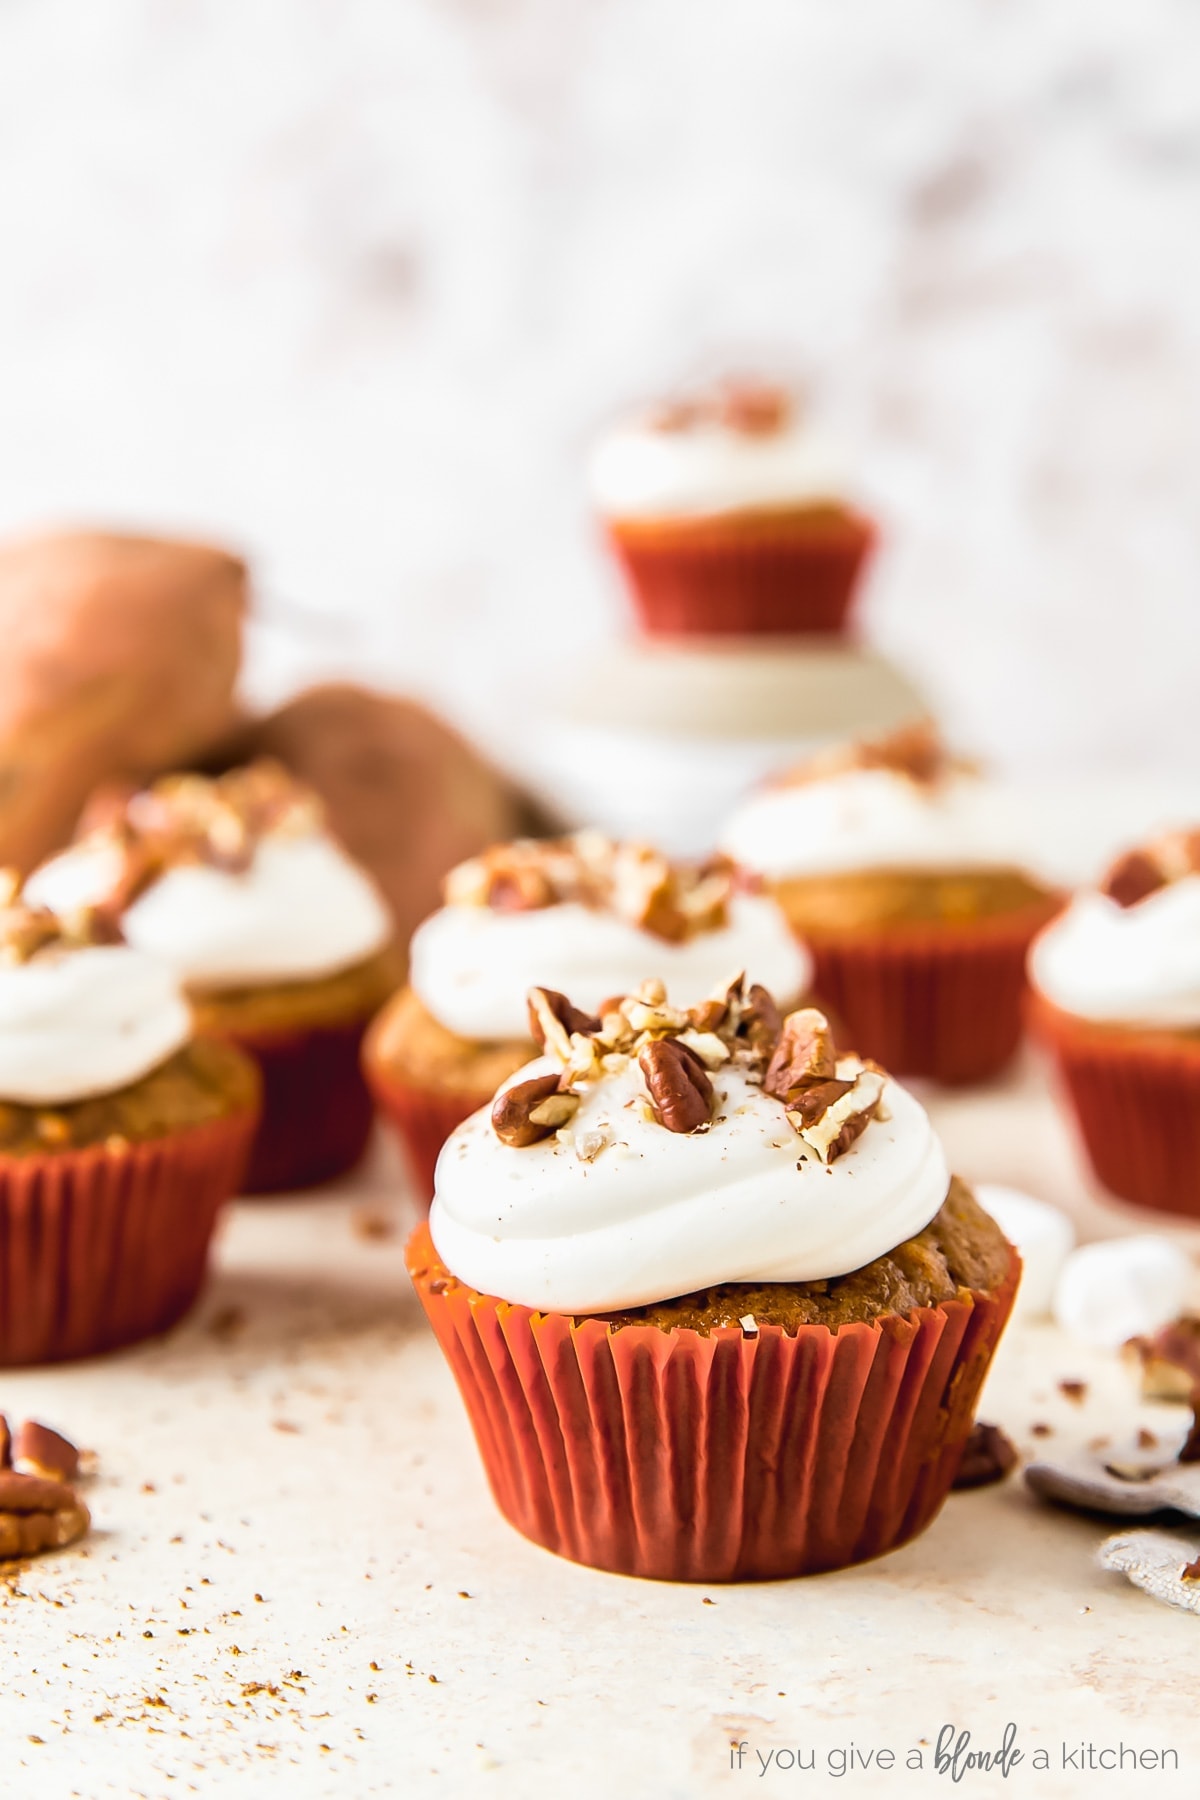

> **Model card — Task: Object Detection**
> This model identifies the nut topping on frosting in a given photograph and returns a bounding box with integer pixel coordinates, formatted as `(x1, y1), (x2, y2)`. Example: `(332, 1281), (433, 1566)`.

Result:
(443, 833), (735, 945)
(644, 379), (794, 438)
(1101, 831), (1200, 909)
(772, 719), (953, 793)
(493, 977), (883, 1162)
(0, 885), (124, 965)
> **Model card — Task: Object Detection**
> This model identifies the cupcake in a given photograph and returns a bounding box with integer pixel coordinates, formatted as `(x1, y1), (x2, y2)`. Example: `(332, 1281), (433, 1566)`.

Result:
(25, 762), (395, 1194)
(720, 722), (1060, 1084)
(1029, 830), (1200, 1218)
(363, 833), (810, 1201)
(589, 379), (874, 637)
(0, 888), (259, 1364)
(407, 979), (1018, 1581)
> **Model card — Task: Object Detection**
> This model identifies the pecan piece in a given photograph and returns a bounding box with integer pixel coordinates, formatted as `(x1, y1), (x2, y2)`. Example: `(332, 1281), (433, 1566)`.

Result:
(738, 983), (783, 1060)
(719, 381), (790, 436)
(12, 1421), (80, 1483)
(793, 1068), (884, 1163)
(0, 1471), (90, 1561)
(952, 1422), (1018, 1490)
(638, 1039), (713, 1134)
(763, 1008), (836, 1100)
(1102, 848), (1166, 909)
(527, 988), (600, 1055)
(492, 1075), (579, 1148)
(1179, 1403), (1200, 1466)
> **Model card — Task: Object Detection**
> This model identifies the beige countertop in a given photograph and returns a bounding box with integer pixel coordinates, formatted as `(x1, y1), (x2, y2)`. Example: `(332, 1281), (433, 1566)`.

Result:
(3, 1051), (1199, 1800)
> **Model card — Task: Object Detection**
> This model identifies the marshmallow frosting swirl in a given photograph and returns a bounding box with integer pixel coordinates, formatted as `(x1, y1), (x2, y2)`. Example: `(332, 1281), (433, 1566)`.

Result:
(26, 833), (392, 990)
(1030, 876), (1200, 1027)
(430, 1057), (949, 1314)
(720, 767), (1018, 880)
(589, 416), (848, 520)
(409, 893), (811, 1041)
(0, 945), (191, 1105)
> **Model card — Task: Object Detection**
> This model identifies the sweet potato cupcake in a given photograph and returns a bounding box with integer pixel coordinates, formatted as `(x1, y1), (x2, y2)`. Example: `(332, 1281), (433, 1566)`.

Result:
(1029, 830), (1200, 1219)
(0, 887), (259, 1364)
(363, 833), (810, 1201)
(719, 722), (1060, 1084)
(25, 762), (395, 1193)
(407, 979), (1018, 1581)
(590, 379), (875, 637)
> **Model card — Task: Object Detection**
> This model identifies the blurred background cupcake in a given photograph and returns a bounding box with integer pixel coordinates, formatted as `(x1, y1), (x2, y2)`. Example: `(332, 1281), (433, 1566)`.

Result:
(364, 832), (810, 1199)
(721, 720), (1060, 1083)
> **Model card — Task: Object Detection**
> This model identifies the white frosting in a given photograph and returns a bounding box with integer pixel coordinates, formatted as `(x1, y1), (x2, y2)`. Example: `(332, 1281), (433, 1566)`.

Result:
(26, 832), (392, 990)
(589, 415), (849, 520)
(1030, 877), (1200, 1027)
(409, 893), (810, 1041)
(0, 945), (191, 1105)
(430, 1057), (949, 1313)
(719, 767), (1023, 880)
(974, 1184), (1074, 1321)
(1053, 1237), (1194, 1350)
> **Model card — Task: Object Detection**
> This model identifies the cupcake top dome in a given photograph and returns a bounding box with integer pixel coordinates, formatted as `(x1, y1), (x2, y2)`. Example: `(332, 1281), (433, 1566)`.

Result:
(588, 379), (852, 522)
(0, 883), (190, 1105)
(408, 833), (810, 1041)
(430, 976), (949, 1314)
(719, 721), (1020, 881)
(1031, 829), (1200, 1027)
(25, 760), (392, 990)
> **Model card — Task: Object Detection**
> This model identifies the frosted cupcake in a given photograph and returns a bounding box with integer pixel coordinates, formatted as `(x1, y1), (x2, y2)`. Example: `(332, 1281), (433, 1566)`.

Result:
(590, 379), (874, 637)
(1030, 830), (1200, 1218)
(407, 979), (1018, 1580)
(720, 722), (1059, 1083)
(0, 888), (258, 1363)
(26, 762), (395, 1193)
(363, 833), (809, 1201)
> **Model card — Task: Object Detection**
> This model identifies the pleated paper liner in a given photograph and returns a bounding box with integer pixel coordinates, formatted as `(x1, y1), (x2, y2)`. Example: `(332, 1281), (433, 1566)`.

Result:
(604, 510), (875, 637)
(363, 1065), (489, 1210)
(407, 1224), (1019, 1582)
(225, 1017), (377, 1194)
(1030, 995), (1200, 1219)
(803, 898), (1061, 1086)
(0, 1106), (258, 1367)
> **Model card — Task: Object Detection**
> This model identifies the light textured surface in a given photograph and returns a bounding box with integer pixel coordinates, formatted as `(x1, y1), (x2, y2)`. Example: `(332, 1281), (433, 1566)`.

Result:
(3, 1055), (1200, 1799)
(1, 1), (1199, 788)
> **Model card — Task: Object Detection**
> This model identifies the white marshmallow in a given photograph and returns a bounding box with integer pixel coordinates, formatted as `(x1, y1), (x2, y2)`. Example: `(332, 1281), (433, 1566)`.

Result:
(1053, 1236), (1195, 1350)
(974, 1184), (1076, 1320)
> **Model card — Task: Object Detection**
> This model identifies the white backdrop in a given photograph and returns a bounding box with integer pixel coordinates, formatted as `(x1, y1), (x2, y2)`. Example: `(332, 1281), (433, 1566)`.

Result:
(1, 0), (1198, 783)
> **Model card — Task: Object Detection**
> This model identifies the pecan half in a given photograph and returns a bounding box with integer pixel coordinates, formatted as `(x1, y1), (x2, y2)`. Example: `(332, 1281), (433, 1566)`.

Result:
(0, 1471), (90, 1561)
(527, 988), (600, 1054)
(492, 1074), (579, 1148)
(737, 983), (783, 1061)
(763, 1008), (836, 1100)
(12, 1421), (80, 1483)
(952, 1422), (1018, 1490)
(1102, 848), (1167, 910)
(638, 1039), (713, 1134)
(719, 381), (791, 436)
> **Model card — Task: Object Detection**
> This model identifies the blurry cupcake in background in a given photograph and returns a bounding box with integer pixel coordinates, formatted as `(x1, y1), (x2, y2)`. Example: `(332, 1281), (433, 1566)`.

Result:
(590, 378), (875, 637)
(720, 721), (1059, 1084)
(408, 981), (1018, 1580)
(1029, 830), (1200, 1219)
(363, 833), (810, 1200)
(0, 886), (259, 1363)
(25, 762), (395, 1193)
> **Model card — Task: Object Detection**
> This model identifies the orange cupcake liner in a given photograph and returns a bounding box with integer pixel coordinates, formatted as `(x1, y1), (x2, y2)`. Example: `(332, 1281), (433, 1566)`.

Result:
(804, 900), (1060, 1085)
(406, 1223), (1019, 1582)
(364, 1067), (489, 1208)
(605, 512), (875, 637)
(1030, 995), (1200, 1219)
(0, 1107), (258, 1367)
(226, 1018), (377, 1194)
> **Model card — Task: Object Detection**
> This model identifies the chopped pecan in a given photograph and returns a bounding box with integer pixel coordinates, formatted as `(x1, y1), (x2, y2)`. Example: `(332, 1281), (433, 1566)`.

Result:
(764, 1008), (837, 1100)
(1179, 1404), (1200, 1466)
(952, 1422), (1018, 1490)
(491, 1074), (579, 1148)
(1125, 1316), (1200, 1402)
(12, 1421), (80, 1483)
(527, 988), (600, 1054)
(737, 983), (783, 1061)
(794, 1069), (884, 1163)
(0, 1471), (90, 1561)
(1102, 848), (1167, 909)
(719, 380), (791, 436)
(638, 1039), (713, 1134)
